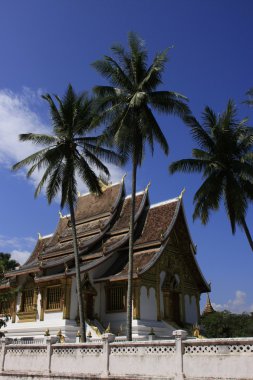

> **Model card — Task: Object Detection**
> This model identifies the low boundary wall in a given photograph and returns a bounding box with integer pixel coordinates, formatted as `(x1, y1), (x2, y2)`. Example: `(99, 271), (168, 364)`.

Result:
(0, 330), (252, 379)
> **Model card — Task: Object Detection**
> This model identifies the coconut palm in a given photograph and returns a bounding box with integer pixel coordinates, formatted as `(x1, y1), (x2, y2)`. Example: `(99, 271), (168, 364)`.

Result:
(170, 100), (253, 251)
(243, 88), (253, 107)
(12, 84), (121, 341)
(92, 32), (189, 340)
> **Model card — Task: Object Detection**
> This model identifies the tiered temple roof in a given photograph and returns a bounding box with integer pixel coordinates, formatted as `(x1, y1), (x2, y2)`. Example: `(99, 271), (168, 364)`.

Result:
(3, 178), (209, 293)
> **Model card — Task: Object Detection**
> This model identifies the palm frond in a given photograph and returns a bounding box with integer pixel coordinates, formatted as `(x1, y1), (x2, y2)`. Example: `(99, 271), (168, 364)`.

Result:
(148, 91), (189, 117)
(142, 106), (169, 155)
(169, 158), (207, 174)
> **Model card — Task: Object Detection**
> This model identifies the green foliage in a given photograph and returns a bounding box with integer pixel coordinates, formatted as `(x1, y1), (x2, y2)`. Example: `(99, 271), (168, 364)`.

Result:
(169, 100), (253, 250)
(12, 84), (121, 208)
(92, 32), (189, 166)
(0, 253), (19, 276)
(201, 311), (253, 338)
(0, 253), (19, 326)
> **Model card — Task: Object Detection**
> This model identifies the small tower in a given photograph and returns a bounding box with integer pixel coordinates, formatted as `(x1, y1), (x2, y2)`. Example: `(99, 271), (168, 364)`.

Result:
(202, 293), (215, 315)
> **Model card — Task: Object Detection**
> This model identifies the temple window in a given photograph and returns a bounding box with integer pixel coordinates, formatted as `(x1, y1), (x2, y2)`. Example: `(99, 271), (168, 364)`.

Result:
(0, 298), (11, 316)
(106, 285), (126, 312)
(21, 289), (34, 312)
(46, 286), (62, 311)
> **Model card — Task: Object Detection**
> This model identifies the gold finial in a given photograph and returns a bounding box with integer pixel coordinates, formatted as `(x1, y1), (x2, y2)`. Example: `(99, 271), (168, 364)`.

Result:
(77, 191), (81, 197)
(99, 179), (109, 192)
(59, 211), (63, 218)
(179, 188), (186, 199)
(44, 329), (50, 336)
(57, 329), (62, 337)
(64, 263), (69, 274)
(76, 330), (81, 338)
(145, 181), (151, 192)
(121, 173), (127, 182)
(38, 232), (42, 240)
(105, 323), (111, 333)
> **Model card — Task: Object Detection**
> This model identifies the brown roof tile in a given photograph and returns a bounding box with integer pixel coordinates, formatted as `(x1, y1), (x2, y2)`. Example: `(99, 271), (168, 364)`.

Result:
(75, 183), (121, 221)
(135, 200), (178, 246)
(111, 193), (144, 232)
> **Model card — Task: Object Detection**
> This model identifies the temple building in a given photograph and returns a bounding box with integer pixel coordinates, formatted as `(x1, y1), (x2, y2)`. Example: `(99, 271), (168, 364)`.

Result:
(0, 178), (210, 340)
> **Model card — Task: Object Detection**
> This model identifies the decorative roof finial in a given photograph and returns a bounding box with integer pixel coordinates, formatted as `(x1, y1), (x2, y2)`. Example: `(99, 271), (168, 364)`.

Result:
(59, 211), (63, 218)
(77, 191), (81, 197)
(145, 181), (151, 192)
(105, 323), (111, 333)
(121, 173), (127, 182)
(38, 232), (42, 240)
(179, 188), (186, 199)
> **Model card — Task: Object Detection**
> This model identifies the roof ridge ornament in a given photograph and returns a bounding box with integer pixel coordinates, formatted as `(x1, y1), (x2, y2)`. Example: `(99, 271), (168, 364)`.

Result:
(179, 188), (186, 199)
(77, 191), (81, 197)
(121, 173), (127, 183)
(38, 232), (42, 240)
(145, 181), (151, 192)
(59, 211), (63, 218)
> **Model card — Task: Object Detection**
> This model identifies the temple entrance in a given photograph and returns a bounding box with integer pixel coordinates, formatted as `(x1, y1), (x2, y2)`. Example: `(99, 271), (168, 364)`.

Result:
(162, 273), (182, 325)
(85, 293), (94, 320)
(81, 274), (97, 321)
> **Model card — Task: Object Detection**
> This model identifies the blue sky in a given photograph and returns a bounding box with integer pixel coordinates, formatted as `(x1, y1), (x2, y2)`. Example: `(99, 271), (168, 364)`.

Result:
(0, 0), (253, 313)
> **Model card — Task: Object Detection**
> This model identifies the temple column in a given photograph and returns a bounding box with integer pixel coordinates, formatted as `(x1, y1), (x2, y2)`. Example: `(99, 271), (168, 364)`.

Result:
(63, 278), (72, 320)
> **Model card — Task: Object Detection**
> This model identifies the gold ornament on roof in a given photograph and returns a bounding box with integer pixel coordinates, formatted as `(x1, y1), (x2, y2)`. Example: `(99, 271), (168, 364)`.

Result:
(105, 323), (111, 333)
(77, 191), (81, 197)
(38, 232), (42, 240)
(98, 178), (109, 192)
(59, 211), (63, 218)
(145, 181), (151, 192)
(121, 173), (127, 182)
(179, 188), (186, 199)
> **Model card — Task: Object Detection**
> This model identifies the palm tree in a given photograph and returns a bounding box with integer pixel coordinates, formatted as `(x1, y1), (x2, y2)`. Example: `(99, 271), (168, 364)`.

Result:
(169, 100), (253, 251)
(243, 88), (253, 106)
(12, 84), (121, 341)
(92, 32), (190, 340)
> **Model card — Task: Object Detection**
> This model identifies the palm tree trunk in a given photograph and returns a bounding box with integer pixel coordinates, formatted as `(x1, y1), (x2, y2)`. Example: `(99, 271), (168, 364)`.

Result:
(241, 217), (253, 251)
(126, 152), (137, 341)
(69, 196), (86, 342)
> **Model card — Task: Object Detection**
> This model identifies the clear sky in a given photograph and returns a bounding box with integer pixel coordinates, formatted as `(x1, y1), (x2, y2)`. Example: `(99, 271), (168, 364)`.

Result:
(0, 0), (253, 313)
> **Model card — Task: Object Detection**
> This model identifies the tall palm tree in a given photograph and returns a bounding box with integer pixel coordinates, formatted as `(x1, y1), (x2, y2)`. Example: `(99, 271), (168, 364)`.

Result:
(243, 88), (253, 107)
(12, 84), (121, 341)
(169, 100), (253, 251)
(92, 32), (189, 340)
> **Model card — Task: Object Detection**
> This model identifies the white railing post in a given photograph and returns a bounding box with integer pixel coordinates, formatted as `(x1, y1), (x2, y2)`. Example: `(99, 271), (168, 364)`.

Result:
(0, 337), (10, 372)
(173, 329), (187, 380)
(101, 333), (115, 378)
(44, 336), (53, 374)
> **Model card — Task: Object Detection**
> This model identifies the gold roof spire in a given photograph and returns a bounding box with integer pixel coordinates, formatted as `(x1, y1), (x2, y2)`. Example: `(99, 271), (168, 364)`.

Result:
(202, 293), (215, 315)
(179, 188), (186, 199)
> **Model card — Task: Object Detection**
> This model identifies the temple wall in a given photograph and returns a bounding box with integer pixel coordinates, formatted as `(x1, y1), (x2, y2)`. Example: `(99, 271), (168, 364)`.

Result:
(0, 334), (253, 380)
(184, 294), (198, 324)
(140, 286), (157, 320)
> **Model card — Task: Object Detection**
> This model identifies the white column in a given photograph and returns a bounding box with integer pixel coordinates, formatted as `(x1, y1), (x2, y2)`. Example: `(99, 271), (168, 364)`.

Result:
(173, 329), (187, 380)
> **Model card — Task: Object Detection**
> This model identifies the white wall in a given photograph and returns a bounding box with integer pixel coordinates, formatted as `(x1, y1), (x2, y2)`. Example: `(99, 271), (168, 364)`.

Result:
(159, 271), (166, 319)
(184, 294), (198, 324)
(140, 286), (157, 320)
